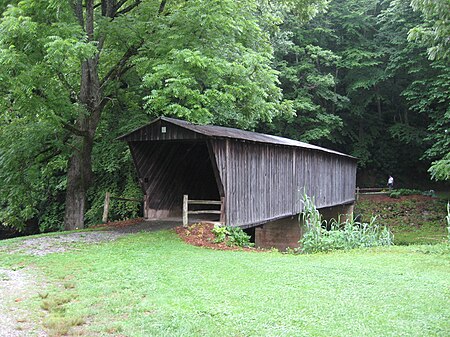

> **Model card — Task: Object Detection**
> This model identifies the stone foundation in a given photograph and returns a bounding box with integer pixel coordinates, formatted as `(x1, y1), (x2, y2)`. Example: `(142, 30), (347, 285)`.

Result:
(254, 203), (354, 251)
(319, 203), (355, 226)
(254, 216), (302, 252)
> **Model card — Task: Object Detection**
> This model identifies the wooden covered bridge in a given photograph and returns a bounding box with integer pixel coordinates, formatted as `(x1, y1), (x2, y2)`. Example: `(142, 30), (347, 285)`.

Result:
(119, 117), (357, 250)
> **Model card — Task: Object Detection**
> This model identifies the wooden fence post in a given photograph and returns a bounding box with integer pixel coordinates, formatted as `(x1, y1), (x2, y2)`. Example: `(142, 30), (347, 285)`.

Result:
(143, 195), (148, 219)
(183, 194), (189, 227)
(219, 197), (225, 224)
(102, 192), (111, 223)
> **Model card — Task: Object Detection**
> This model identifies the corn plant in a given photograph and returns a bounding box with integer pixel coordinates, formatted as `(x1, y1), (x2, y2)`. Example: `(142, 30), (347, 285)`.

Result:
(299, 194), (394, 253)
(299, 193), (329, 253)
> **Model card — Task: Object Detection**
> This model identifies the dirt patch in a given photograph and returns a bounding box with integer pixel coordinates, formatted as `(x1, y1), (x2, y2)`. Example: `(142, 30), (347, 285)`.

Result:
(176, 223), (264, 252)
(3, 231), (125, 256)
(0, 268), (46, 337)
(91, 218), (144, 230)
(101, 219), (179, 234)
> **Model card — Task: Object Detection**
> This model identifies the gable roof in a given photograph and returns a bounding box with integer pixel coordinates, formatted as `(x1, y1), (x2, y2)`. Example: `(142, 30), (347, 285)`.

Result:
(118, 116), (356, 159)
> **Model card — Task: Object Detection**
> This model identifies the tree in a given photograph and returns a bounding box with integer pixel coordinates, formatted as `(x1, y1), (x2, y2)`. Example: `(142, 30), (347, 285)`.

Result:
(408, 0), (450, 61)
(263, 13), (345, 143)
(0, 0), (326, 231)
(407, 0), (450, 181)
(266, 0), (438, 186)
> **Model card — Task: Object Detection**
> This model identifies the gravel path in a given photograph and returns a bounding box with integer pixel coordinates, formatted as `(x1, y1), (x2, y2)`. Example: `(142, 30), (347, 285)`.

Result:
(0, 268), (46, 337)
(4, 231), (124, 256)
(1, 220), (179, 256)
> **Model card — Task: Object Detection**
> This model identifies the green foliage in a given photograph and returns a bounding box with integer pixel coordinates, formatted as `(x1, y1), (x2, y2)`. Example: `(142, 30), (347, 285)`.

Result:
(265, 0), (450, 187)
(212, 225), (254, 247)
(355, 194), (448, 245)
(408, 0), (450, 60)
(428, 146), (450, 181)
(300, 194), (393, 253)
(388, 188), (422, 198)
(262, 10), (345, 142)
(1, 0), (448, 233)
(136, 0), (292, 129)
(388, 191), (400, 199)
(226, 226), (254, 248)
(3, 0), (317, 231)
(402, 56), (450, 181)
(0, 115), (68, 231)
(211, 225), (229, 243)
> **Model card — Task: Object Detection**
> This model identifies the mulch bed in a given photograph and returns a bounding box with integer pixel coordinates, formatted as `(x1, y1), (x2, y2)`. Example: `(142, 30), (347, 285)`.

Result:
(175, 223), (264, 252)
(97, 220), (263, 252)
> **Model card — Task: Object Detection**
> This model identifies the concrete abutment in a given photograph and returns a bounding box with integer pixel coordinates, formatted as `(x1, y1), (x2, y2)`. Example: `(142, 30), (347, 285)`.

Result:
(254, 203), (354, 251)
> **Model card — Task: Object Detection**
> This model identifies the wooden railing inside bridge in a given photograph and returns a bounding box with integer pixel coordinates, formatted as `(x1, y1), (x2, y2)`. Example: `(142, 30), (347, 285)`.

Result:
(182, 195), (225, 227)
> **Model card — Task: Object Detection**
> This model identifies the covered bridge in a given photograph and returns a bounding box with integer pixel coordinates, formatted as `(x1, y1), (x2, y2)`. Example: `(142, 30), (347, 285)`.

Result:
(119, 117), (357, 249)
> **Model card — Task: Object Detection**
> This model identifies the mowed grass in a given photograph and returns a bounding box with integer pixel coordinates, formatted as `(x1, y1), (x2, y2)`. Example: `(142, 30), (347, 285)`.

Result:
(2, 230), (450, 337)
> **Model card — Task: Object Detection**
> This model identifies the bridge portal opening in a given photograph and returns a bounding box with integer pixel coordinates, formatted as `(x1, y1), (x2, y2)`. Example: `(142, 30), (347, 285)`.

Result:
(130, 141), (221, 220)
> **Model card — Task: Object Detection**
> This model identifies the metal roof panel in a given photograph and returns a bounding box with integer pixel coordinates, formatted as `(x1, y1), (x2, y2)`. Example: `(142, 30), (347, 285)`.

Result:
(118, 116), (356, 159)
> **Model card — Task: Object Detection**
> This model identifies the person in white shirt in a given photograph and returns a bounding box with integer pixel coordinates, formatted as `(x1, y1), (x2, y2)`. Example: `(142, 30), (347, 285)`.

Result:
(387, 175), (394, 190)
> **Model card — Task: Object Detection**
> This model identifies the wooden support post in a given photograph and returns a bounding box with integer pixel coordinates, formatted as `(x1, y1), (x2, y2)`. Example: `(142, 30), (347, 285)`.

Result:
(143, 195), (148, 219)
(219, 197), (225, 224)
(183, 194), (188, 227)
(102, 192), (111, 223)
(356, 187), (360, 201)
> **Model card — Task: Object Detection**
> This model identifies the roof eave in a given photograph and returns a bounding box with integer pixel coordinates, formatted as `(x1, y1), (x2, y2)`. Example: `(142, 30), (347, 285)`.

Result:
(116, 116), (357, 160)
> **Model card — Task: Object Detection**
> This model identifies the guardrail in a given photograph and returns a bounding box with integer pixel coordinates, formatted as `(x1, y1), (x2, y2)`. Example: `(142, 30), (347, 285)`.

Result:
(182, 195), (225, 227)
(355, 187), (391, 201)
(102, 192), (142, 223)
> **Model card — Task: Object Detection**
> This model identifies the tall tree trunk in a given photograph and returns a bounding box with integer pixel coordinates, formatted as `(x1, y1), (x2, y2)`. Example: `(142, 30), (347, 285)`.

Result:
(63, 0), (155, 230)
(64, 0), (103, 230)
(64, 57), (101, 230)
(64, 136), (93, 230)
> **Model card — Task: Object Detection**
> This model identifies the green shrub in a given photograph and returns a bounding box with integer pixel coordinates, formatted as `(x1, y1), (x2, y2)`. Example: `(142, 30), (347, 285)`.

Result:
(389, 191), (401, 199)
(299, 194), (393, 254)
(226, 226), (254, 247)
(211, 225), (229, 243)
(389, 188), (422, 198)
(212, 225), (254, 247)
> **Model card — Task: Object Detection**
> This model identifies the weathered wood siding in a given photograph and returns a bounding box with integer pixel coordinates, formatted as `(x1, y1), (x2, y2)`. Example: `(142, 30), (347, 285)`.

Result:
(210, 139), (356, 227)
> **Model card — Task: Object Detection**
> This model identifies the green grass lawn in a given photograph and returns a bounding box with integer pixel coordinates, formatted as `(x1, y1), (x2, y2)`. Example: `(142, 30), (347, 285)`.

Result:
(1, 230), (449, 337)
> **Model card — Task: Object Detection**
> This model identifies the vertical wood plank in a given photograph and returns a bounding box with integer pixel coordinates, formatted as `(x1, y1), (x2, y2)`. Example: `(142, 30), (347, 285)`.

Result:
(183, 194), (188, 227)
(102, 192), (111, 223)
(220, 196), (225, 224)
(143, 194), (148, 219)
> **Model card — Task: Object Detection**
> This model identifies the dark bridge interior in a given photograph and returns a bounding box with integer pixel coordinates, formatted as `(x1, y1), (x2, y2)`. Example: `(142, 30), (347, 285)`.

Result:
(131, 141), (221, 218)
